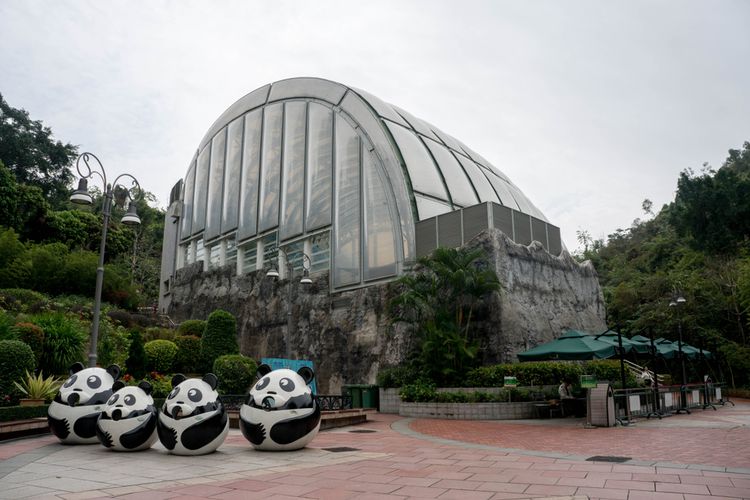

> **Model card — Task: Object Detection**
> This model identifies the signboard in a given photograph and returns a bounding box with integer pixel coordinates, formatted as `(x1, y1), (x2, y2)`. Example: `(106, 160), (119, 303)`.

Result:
(580, 375), (597, 389)
(628, 395), (641, 412)
(261, 358), (318, 394)
(503, 376), (518, 387)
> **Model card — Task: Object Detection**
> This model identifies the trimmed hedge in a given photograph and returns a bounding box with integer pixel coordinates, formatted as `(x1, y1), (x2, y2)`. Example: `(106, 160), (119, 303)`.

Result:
(144, 339), (178, 372)
(0, 288), (48, 313)
(201, 310), (238, 368)
(174, 335), (202, 373)
(178, 319), (206, 338)
(466, 362), (584, 387)
(213, 354), (257, 394)
(0, 404), (50, 422)
(0, 340), (36, 404)
(125, 329), (146, 378)
(14, 323), (44, 364)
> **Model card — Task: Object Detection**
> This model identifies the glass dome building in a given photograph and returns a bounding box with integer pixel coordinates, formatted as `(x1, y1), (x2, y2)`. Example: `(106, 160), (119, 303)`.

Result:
(161, 77), (560, 300)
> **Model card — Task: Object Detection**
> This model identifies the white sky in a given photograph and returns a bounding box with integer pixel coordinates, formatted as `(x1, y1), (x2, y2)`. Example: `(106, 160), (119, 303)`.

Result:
(1, 0), (748, 251)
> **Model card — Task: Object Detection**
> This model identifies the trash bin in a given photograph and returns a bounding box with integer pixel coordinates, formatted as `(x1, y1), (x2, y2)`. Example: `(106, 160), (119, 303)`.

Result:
(362, 385), (379, 409)
(343, 385), (363, 408)
(534, 403), (551, 419)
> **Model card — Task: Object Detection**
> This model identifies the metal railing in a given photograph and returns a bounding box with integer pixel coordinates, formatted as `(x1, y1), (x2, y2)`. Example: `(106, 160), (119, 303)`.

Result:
(613, 382), (732, 422)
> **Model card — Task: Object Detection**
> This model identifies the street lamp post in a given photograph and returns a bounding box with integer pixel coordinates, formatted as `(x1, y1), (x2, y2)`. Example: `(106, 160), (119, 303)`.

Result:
(669, 290), (690, 414)
(70, 152), (142, 367)
(266, 248), (312, 360)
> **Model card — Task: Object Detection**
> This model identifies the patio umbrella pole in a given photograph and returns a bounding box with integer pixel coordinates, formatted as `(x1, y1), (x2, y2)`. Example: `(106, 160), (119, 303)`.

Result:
(616, 326), (627, 391)
(647, 329), (663, 419)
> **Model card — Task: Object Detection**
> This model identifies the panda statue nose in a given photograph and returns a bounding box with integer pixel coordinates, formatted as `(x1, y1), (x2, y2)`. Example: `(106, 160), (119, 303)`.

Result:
(112, 409), (122, 421)
(67, 393), (80, 406)
(262, 396), (275, 410)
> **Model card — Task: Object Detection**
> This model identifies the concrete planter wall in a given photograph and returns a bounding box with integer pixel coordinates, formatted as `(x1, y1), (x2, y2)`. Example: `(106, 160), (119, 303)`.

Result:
(399, 401), (538, 420)
(379, 388), (401, 414)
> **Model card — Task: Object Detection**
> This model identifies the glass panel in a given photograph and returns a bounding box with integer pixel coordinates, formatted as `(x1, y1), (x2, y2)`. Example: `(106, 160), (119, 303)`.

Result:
(280, 102), (306, 240)
(415, 195), (452, 220)
(310, 232), (330, 274)
(509, 185), (547, 221)
(192, 146), (211, 234)
(363, 152), (397, 280)
(226, 237), (237, 267)
(209, 244), (221, 268)
(351, 87), (409, 127)
(238, 109), (262, 241)
(283, 241), (304, 276)
(195, 238), (205, 263)
(180, 162), (195, 238)
(305, 103), (333, 230)
(385, 122), (448, 201)
(241, 241), (257, 273)
(259, 103), (283, 232)
(222, 117), (243, 234)
(393, 106), (440, 141)
(423, 139), (478, 207)
(456, 154), (499, 203)
(483, 170), (521, 211)
(184, 243), (192, 266)
(261, 232), (278, 270)
(205, 129), (227, 241)
(430, 125), (465, 152)
(333, 117), (361, 287)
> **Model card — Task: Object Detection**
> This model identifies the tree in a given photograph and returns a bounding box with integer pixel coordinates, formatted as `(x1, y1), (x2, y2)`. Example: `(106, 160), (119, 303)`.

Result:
(0, 161), (49, 238)
(201, 309), (239, 370)
(0, 93), (77, 206)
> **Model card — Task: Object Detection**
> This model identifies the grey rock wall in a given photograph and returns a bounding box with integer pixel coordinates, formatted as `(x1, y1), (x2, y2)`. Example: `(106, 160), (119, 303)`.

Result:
(168, 228), (605, 394)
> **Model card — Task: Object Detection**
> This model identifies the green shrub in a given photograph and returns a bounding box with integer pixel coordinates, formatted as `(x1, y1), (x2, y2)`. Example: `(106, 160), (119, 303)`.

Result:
(466, 362), (584, 387)
(0, 288), (49, 313)
(0, 340), (36, 405)
(212, 354), (257, 394)
(14, 323), (44, 364)
(174, 335), (202, 373)
(56, 250), (97, 297)
(32, 312), (87, 375)
(178, 319), (206, 338)
(399, 381), (437, 402)
(376, 365), (421, 388)
(584, 359), (637, 387)
(124, 371), (172, 398)
(144, 339), (178, 372)
(143, 327), (176, 342)
(0, 404), (49, 421)
(200, 309), (238, 368)
(0, 311), (16, 340)
(97, 318), (132, 369)
(125, 329), (147, 378)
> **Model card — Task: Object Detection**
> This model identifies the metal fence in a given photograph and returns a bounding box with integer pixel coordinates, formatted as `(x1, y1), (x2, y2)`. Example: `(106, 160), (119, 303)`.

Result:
(218, 394), (352, 412)
(613, 382), (732, 422)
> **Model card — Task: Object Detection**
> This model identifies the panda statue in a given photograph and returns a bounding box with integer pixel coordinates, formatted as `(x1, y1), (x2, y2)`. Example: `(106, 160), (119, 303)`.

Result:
(156, 373), (228, 455)
(47, 362), (120, 444)
(239, 364), (321, 451)
(96, 380), (158, 451)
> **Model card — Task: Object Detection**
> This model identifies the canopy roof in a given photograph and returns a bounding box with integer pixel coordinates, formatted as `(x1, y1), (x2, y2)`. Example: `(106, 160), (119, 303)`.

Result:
(518, 330), (616, 361)
(594, 330), (651, 354)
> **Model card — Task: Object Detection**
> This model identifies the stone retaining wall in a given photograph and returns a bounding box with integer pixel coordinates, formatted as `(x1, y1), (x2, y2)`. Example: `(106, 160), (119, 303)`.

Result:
(399, 401), (538, 420)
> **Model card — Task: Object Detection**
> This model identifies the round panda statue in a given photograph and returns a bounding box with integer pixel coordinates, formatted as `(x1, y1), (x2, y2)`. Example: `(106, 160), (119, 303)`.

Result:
(96, 380), (158, 451)
(239, 364), (321, 451)
(48, 362), (121, 444)
(156, 373), (228, 455)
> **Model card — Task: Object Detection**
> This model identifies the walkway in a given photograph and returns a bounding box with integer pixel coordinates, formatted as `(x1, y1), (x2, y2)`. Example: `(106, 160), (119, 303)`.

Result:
(0, 400), (748, 499)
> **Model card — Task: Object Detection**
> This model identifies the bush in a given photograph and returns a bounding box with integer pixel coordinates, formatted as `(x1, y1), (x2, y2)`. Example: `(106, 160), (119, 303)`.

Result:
(212, 354), (257, 394)
(97, 318), (132, 369)
(14, 323), (44, 364)
(178, 319), (206, 338)
(0, 404), (50, 421)
(466, 362), (584, 387)
(174, 335), (202, 373)
(0, 288), (49, 313)
(143, 327), (176, 342)
(32, 312), (87, 375)
(201, 310), (238, 368)
(399, 381), (437, 402)
(0, 311), (16, 340)
(0, 340), (36, 405)
(144, 339), (178, 372)
(376, 365), (421, 388)
(124, 371), (172, 398)
(125, 329), (147, 379)
(584, 359), (637, 387)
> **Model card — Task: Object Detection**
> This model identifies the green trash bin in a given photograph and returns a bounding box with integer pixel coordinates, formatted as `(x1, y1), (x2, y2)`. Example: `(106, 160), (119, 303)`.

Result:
(343, 385), (363, 408)
(362, 385), (379, 409)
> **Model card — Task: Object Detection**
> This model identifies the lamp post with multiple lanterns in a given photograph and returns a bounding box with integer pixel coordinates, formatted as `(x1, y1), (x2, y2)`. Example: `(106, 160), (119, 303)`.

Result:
(70, 152), (142, 367)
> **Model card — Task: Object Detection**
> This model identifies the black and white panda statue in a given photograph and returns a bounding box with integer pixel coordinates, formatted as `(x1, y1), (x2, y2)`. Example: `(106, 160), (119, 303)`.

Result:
(96, 380), (158, 451)
(156, 373), (228, 455)
(47, 362), (121, 444)
(239, 364), (321, 451)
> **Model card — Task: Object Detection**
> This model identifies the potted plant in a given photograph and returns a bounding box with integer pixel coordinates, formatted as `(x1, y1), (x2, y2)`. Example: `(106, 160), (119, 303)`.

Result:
(14, 370), (63, 406)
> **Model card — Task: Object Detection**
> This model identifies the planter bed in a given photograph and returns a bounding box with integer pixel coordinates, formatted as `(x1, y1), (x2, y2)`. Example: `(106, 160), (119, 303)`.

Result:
(399, 401), (538, 420)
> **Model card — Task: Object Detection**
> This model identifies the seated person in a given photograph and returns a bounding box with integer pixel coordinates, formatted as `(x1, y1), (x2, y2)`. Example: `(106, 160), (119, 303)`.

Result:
(558, 379), (575, 416)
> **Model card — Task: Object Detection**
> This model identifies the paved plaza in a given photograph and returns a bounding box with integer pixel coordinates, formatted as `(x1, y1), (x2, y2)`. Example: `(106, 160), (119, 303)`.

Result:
(0, 400), (748, 499)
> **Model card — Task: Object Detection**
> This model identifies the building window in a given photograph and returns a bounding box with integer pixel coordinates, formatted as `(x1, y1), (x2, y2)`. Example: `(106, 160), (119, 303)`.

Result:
(260, 231), (278, 271)
(196, 238), (205, 264)
(310, 232), (330, 274)
(241, 241), (258, 274)
(282, 240), (305, 277)
(209, 243), (221, 268)
(225, 237), (237, 267)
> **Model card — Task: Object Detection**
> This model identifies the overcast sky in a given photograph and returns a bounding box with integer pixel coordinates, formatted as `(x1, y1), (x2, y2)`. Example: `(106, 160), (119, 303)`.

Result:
(1, 0), (748, 251)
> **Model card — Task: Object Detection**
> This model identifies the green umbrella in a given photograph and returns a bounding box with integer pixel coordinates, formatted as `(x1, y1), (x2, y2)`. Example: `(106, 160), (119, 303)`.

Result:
(518, 330), (617, 361)
(594, 330), (650, 354)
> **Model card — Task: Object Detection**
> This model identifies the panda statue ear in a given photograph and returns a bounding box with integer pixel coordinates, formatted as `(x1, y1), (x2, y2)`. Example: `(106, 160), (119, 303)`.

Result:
(257, 364), (272, 377)
(203, 373), (218, 390)
(69, 362), (84, 375)
(106, 364), (121, 380)
(171, 374), (186, 388)
(297, 366), (315, 385)
(112, 380), (125, 392)
(138, 381), (153, 395)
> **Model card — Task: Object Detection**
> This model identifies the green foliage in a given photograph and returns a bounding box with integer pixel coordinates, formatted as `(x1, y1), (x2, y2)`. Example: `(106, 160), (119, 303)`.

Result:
(0, 311), (15, 340)
(0, 288), (48, 313)
(125, 329), (147, 378)
(399, 381), (437, 402)
(585, 360), (637, 387)
(0, 340), (36, 405)
(0, 404), (50, 421)
(97, 318), (132, 369)
(201, 309), (238, 369)
(124, 371), (172, 398)
(32, 312), (87, 375)
(177, 319), (207, 338)
(466, 362), (584, 387)
(212, 354), (257, 394)
(144, 339), (178, 372)
(13, 370), (62, 401)
(143, 327), (177, 342)
(14, 322), (44, 364)
(174, 335), (202, 373)
(376, 365), (422, 388)
(389, 247), (500, 386)
(0, 227), (28, 287)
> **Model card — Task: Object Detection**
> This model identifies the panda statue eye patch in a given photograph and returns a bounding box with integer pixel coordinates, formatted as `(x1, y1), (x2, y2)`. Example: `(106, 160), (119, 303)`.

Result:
(188, 389), (202, 402)
(107, 394), (120, 405)
(256, 378), (270, 390)
(124, 394), (136, 406)
(87, 375), (101, 389)
(63, 375), (78, 388)
(279, 378), (295, 392)
(168, 387), (180, 399)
